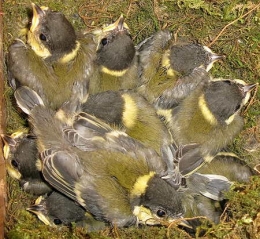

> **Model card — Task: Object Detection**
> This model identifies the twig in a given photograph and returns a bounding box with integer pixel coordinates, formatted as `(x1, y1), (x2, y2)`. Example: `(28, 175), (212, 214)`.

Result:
(208, 3), (260, 47)
(126, 0), (134, 18)
(132, 20), (152, 41)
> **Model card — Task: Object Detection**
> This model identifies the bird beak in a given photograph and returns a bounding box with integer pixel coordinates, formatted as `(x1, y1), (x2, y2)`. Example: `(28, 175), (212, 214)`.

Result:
(27, 197), (51, 226)
(1, 135), (14, 162)
(206, 53), (225, 71)
(239, 82), (258, 114)
(1, 131), (25, 159)
(242, 83), (258, 94)
(169, 217), (193, 229)
(31, 3), (46, 32)
(210, 53), (225, 62)
(241, 82), (258, 104)
(27, 206), (51, 226)
(203, 46), (225, 71)
(102, 14), (129, 33)
(1, 134), (22, 180)
(133, 206), (160, 225)
(115, 14), (126, 31)
(27, 204), (45, 213)
(1, 134), (16, 147)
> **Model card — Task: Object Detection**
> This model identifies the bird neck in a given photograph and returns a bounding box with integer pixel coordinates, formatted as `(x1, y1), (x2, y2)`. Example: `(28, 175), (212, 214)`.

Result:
(100, 66), (128, 77)
(58, 41), (81, 64)
(131, 172), (155, 198)
(198, 94), (218, 126)
(121, 94), (138, 129)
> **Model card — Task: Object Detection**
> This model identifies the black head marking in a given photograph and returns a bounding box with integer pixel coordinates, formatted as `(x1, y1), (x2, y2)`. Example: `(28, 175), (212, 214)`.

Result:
(96, 31), (135, 71)
(205, 80), (244, 123)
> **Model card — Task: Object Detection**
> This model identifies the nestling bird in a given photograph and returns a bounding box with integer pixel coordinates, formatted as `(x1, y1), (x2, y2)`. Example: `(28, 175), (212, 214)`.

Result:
(7, 3), (96, 110)
(14, 87), (239, 231)
(81, 90), (172, 154)
(27, 191), (108, 231)
(158, 77), (257, 175)
(1, 131), (52, 195)
(14, 86), (186, 228)
(137, 30), (224, 105)
(88, 15), (138, 94)
(181, 151), (257, 228)
(197, 151), (258, 183)
(81, 18), (172, 154)
(181, 189), (224, 229)
(162, 41), (224, 76)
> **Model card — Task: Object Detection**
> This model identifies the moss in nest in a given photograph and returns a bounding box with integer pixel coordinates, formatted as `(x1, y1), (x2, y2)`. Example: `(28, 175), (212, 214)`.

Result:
(227, 177), (260, 220)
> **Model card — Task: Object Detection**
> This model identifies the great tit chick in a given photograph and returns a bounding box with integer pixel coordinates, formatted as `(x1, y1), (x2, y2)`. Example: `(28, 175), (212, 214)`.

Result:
(155, 66), (211, 110)
(137, 30), (223, 105)
(27, 3), (77, 61)
(8, 3), (96, 110)
(181, 152), (257, 227)
(162, 146), (233, 227)
(81, 90), (172, 155)
(158, 78), (257, 175)
(181, 189), (224, 226)
(27, 191), (107, 231)
(163, 41), (224, 77)
(197, 151), (258, 183)
(14, 86), (185, 228)
(89, 15), (138, 94)
(1, 131), (52, 195)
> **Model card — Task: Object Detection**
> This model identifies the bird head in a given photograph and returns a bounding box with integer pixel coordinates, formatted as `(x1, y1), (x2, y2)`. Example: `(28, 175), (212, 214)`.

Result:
(131, 173), (185, 226)
(200, 79), (258, 125)
(27, 3), (78, 62)
(27, 192), (87, 227)
(94, 15), (136, 75)
(1, 131), (38, 180)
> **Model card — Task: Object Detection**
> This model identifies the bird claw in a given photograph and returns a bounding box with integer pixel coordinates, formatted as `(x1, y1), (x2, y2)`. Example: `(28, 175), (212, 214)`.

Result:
(161, 143), (205, 189)
(162, 170), (184, 189)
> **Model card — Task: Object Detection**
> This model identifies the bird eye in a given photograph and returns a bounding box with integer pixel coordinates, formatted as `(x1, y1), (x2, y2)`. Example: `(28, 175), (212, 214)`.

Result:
(156, 209), (166, 218)
(11, 160), (19, 168)
(101, 38), (108, 46)
(53, 218), (62, 225)
(39, 33), (47, 41)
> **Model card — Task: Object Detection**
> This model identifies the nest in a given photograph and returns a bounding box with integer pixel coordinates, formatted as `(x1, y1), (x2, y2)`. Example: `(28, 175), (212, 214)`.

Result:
(2, 0), (260, 238)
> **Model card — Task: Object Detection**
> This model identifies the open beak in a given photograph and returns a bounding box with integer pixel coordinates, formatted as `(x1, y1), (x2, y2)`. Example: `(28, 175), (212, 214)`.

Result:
(102, 14), (129, 33)
(31, 3), (47, 32)
(242, 83), (258, 94)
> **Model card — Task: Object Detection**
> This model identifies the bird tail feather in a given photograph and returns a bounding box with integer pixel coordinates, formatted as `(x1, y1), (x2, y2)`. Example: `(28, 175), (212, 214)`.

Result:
(14, 86), (44, 115)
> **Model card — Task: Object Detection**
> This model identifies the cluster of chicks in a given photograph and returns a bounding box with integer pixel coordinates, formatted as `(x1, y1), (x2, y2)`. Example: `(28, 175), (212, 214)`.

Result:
(2, 2), (259, 235)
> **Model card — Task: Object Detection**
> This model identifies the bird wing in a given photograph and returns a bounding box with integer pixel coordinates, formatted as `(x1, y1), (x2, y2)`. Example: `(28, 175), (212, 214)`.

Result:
(14, 85), (44, 115)
(41, 148), (83, 202)
(137, 30), (172, 82)
(185, 173), (232, 201)
(63, 112), (112, 151)
(64, 112), (167, 175)
(162, 143), (206, 179)
(155, 67), (210, 109)
(40, 144), (141, 227)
